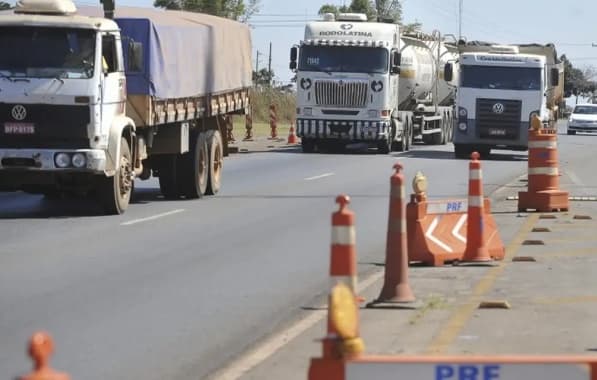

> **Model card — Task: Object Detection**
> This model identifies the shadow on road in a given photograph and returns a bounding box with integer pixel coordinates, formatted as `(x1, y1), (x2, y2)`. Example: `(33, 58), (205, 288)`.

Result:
(399, 148), (527, 162)
(0, 188), (170, 219)
(0, 193), (107, 219)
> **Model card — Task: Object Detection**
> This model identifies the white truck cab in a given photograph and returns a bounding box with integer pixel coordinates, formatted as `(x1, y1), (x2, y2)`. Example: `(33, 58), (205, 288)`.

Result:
(290, 13), (402, 153)
(0, 0), (135, 212)
(444, 42), (563, 158)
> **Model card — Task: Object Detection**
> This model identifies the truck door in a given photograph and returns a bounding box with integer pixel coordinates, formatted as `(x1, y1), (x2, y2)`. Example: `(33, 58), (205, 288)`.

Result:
(100, 32), (126, 133)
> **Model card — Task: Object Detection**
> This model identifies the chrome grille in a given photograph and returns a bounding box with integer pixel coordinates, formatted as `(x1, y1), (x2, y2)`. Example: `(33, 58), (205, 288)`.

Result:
(476, 98), (522, 140)
(315, 80), (368, 108)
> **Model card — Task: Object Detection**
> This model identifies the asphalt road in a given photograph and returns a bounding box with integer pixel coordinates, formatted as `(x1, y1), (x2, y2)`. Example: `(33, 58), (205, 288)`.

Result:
(0, 129), (566, 379)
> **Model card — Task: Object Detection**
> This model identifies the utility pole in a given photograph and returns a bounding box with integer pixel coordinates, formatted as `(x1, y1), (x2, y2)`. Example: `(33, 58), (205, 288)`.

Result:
(255, 50), (261, 72)
(458, 0), (463, 41)
(268, 42), (273, 86)
(268, 42), (272, 74)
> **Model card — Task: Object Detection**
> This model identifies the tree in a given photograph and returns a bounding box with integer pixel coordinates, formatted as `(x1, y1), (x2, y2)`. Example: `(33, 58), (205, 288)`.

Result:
(154, 0), (260, 22)
(374, 0), (401, 23)
(253, 68), (274, 86)
(318, 0), (374, 20)
(318, 0), (422, 31)
(0, 1), (11, 9)
(560, 54), (596, 97)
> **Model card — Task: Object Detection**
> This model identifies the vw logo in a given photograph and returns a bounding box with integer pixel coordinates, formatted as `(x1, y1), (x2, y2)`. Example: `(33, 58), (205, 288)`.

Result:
(11, 105), (27, 121)
(340, 23), (353, 30)
(492, 103), (505, 114)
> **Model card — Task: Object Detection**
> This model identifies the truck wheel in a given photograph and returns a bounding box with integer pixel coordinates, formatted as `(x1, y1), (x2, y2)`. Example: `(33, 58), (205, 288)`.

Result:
(158, 155), (181, 199)
(406, 119), (413, 151)
(302, 139), (316, 153)
(440, 117), (448, 145)
(391, 120), (406, 152)
(567, 130), (576, 135)
(206, 130), (223, 195)
(180, 132), (208, 199)
(99, 137), (133, 215)
(446, 120), (454, 143)
(454, 144), (470, 159)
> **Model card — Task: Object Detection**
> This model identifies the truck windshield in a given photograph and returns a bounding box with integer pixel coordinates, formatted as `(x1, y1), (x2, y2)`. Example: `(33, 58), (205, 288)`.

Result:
(0, 26), (96, 79)
(461, 65), (541, 91)
(299, 45), (388, 74)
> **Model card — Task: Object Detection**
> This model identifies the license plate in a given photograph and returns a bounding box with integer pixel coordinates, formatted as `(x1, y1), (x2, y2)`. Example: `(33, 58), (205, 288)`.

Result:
(4, 122), (35, 134)
(489, 128), (506, 136)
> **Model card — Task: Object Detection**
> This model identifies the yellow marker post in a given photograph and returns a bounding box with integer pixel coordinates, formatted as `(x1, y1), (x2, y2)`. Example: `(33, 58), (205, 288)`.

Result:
(329, 283), (365, 357)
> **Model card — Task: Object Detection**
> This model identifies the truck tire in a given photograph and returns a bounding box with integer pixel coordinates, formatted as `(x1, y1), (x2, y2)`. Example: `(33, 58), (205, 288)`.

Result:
(206, 130), (223, 195)
(179, 132), (208, 199)
(454, 144), (470, 159)
(377, 123), (393, 154)
(302, 138), (315, 153)
(391, 119), (406, 152)
(406, 118), (413, 151)
(440, 116), (447, 145)
(99, 137), (133, 215)
(158, 155), (181, 199)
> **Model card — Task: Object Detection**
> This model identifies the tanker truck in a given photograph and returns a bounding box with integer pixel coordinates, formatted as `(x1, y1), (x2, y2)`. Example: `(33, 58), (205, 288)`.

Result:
(0, 0), (252, 214)
(443, 41), (563, 158)
(289, 13), (457, 153)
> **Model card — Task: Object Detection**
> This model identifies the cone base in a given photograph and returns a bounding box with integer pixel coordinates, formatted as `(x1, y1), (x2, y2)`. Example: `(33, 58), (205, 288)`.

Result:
(371, 284), (416, 307)
(518, 190), (570, 212)
(462, 247), (492, 263)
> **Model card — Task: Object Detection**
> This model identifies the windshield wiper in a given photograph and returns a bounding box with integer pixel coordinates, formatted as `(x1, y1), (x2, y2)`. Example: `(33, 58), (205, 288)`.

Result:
(0, 72), (15, 82)
(53, 71), (67, 84)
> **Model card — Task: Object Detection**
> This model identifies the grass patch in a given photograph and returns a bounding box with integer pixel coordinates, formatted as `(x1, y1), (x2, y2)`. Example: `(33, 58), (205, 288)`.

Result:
(230, 87), (297, 138)
(408, 294), (447, 325)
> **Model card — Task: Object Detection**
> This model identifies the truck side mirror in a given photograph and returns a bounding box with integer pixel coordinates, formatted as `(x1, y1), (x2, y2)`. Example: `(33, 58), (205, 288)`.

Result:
(550, 68), (559, 86)
(444, 63), (453, 82)
(289, 47), (298, 71)
(128, 41), (144, 72)
(391, 51), (401, 74)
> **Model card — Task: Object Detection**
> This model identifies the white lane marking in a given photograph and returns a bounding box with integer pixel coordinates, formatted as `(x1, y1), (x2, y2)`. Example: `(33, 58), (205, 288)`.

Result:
(425, 216), (453, 253)
(567, 170), (584, 187)
(452, 214), (468, 244)
(305, 172), (334, 181)
(210, 270), (385, 380)
(120, 209), (185, 226)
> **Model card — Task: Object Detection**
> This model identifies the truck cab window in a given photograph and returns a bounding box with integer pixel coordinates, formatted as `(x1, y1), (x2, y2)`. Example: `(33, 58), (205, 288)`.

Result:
(102, 34), (118, 73)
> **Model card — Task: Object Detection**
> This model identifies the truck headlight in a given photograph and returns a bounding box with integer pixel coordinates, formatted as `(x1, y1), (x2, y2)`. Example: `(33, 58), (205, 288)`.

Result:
(458, 107), (468, 118)
(54, 153), (71, 168)
(71, 153), (87, 168)
(458, 122), (467, 131)
(303, 107), (312, 116)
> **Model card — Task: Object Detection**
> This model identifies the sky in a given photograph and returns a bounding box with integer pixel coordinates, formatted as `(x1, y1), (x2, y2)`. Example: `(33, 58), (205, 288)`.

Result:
(22, 0), (597, 86)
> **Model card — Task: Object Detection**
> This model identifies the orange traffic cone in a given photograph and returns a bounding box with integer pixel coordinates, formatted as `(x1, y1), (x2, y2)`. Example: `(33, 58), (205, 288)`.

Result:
(268, 104), (278, 139)
(330, 195), (363, 303)
(288, 122), (298, 144)
(461, 152), (492, 263)
(369, 163), (416, 307)
(20, 332), (70, 380)
(518, 115), (569, 212)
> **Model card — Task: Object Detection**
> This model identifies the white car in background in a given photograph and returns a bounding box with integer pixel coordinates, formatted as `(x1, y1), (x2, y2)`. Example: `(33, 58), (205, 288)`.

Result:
(567, 103), (597, 135)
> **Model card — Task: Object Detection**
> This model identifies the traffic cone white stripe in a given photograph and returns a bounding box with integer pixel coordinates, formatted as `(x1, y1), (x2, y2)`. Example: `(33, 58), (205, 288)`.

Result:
(331, 226), (356, 245)
(469, 169), (482, 180)
(529, 140), (557, 149)
(529, 167), (558, 176)
(468, 195), (483, 207)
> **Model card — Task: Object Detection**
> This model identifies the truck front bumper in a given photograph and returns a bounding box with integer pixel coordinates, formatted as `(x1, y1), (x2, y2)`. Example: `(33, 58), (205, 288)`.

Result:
(0, 149), (107, 173)
(296, 118), (391, 141)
